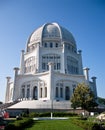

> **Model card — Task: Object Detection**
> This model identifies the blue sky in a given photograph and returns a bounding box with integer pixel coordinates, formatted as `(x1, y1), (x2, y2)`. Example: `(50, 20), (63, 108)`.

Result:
(0, 0), (105, 102)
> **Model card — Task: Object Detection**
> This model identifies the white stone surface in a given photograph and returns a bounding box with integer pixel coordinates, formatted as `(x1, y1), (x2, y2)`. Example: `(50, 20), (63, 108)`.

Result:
(5, 23), (97, 110)
(8, 100), (71, 109)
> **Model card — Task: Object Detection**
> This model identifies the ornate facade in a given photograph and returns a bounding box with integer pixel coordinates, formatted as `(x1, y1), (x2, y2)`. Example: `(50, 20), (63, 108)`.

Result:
(5, 23), (97, 109)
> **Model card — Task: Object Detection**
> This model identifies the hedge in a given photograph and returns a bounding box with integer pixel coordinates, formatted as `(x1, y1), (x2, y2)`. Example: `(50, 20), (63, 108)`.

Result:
(5, 118), (34, 130)
(29, 112), (77, 118)
(71, 118), (101, 130)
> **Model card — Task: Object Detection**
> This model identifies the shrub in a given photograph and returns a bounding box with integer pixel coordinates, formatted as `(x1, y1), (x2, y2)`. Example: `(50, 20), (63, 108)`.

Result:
(29, 112), (39, 118)
(5, 118), (34, 130)
(71, 118), (101, 130)
(4, 123), (17, 130)
(91, 123), (100, 130)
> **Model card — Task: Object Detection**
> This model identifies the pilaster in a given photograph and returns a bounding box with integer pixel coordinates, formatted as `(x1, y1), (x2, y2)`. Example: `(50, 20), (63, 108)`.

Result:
(36, 42), (40, 73)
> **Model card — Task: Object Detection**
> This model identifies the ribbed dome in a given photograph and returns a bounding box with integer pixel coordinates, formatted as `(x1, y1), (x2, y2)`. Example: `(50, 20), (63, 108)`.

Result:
(27, 22), (76, 45)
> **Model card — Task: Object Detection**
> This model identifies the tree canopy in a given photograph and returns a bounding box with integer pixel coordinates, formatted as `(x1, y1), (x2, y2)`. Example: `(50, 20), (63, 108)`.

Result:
(71, 83), (98, 111)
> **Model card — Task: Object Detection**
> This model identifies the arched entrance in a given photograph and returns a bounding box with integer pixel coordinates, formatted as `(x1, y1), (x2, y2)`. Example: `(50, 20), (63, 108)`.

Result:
(65, 86), (70, 100)
(27, 88), (30, 99)
(33, 86), (38, 100)
(22, 88), (25, 98)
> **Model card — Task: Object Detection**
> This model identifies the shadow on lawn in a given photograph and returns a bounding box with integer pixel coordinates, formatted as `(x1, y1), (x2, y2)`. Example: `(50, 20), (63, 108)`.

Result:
(24, 120), (35, 129)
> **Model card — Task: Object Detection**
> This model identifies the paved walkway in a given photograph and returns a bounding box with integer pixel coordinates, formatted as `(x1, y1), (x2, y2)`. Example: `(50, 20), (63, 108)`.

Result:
(33, 117), (69, 120)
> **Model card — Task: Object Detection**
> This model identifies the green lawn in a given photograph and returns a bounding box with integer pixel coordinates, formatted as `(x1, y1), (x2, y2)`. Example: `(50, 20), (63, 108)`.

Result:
(25, 119), (83, 130)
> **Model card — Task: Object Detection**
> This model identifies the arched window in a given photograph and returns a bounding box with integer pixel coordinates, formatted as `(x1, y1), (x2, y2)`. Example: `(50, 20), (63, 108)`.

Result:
(21, 85), (25, 99)
(60, 87), (63, 98)
(65, 87), (70, 100)
(50, 42), (53, 48)
(24, 56), (35, 73)
(44, 43), (47, 47)
(27, 88), (30, 99)
(42, 54), (61, 71)
(27, 85), (30, 99)
(40, 88), (43, 98)
(56, 87), (58, 98)
(33, 86), (38, 100)
(22, 88), (25, 98)
(67, 56), (78, 74)
(55, 43), (58, 47)
(57, 63), (60, 70)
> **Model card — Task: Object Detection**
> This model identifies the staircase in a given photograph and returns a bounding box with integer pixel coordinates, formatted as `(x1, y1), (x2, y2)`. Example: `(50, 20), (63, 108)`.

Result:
(0, 101), (19, 110)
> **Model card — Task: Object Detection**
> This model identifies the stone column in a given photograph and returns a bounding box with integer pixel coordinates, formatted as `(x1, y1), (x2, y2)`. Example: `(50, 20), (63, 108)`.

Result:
(29, 84), (32, 100)
(14, 67), (19, 76)
(25, 85), (27, 100)
(70, 86), (73, 99)
(83, 67), (90, 83)
(31, 85), (33, 100)
(78, 50), (83, 75)
(43, 86), (45, 98)
(20, 50), (24, 74)
(59, 87), (60, 99)
(38, 82), (40, 99)
(91, 77), (97, 98)
(12, 67), (19, 101)
(5, 77), (11, 103)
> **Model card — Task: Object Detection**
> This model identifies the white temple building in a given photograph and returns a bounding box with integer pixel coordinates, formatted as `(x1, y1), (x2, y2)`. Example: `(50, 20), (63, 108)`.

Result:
(5, 22), (97, 110)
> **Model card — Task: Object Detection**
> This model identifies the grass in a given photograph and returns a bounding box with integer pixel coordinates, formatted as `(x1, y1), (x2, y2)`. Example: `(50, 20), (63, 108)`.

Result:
(25, 119), (83, 130)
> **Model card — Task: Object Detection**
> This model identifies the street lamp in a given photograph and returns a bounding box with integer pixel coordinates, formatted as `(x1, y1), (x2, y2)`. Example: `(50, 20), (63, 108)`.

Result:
(51, 98), (53, 119)
(48, 62), (54, 119)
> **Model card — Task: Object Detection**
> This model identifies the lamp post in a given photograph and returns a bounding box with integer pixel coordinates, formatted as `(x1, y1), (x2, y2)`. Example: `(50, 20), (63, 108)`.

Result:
(51, 97), (53, 119)
(51, 70), (54, 119)
(48, 62), (54, 119)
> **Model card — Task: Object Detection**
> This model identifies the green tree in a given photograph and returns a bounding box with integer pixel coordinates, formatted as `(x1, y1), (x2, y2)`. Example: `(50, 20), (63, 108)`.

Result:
(71, 83), (98, 112)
